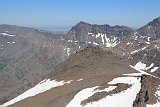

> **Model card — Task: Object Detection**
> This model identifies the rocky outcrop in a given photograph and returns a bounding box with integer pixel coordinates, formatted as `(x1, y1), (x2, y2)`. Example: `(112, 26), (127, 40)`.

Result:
(133, 75), (160, 107)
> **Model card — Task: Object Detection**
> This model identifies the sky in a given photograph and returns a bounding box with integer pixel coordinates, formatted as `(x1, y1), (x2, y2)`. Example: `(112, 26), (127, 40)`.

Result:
(0, 0), (160, 29)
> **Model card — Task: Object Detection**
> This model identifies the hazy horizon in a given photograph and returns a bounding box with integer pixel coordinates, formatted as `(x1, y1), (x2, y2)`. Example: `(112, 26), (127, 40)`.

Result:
(1, 0), (160, 30)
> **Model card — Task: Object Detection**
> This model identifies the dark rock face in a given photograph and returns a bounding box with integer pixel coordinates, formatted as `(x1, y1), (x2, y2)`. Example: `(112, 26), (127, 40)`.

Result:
(137, 17), (160, 41)
(132, 75), (160, 107)
(64, 21), (134, 48)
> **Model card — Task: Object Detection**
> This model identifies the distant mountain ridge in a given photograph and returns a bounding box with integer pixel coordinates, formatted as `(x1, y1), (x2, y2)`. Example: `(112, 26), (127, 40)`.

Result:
(64, 21), (134, 48)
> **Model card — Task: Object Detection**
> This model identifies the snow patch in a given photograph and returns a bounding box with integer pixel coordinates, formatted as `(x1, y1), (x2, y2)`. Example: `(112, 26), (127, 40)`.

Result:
(66, 76), (141, 107)
(104, 35), (118, 47)
(66, 85), (117, 107)
(95, 33), (101, 38)
(127, 42), (131, 45)
(77, 79), (83, 82)
(68, 40), (73, 42)
(150, 67), (159, 73)
(129, 62), (149, 75)
(146, 42), (150, 44)
(148, 26), (152, 29)
(134, 32), (137, 36)
(148, 37), (151, 41)
(1, 79), (72, 107)
(64, 47), (71, 56)
(87, 41), (91, 44)
(93, 42), (99, 46)
(94, 33), (118, 47)
(145, 63), (154, 70)
(155, 45), (159, 49)
(131, 47), (147, 54)
(131, 62), (159, 73)
(132, 62), (146, 71)
(66, 48), (71, 56)
(0, 32), (15, 37)
(101, 34), (105, 44)
(88, 32), (93, 35)
(7, 42), (11, 44)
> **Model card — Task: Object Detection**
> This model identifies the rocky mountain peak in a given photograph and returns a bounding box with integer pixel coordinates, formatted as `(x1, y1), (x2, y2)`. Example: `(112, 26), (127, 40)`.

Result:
(65, 21), (134, 48)
(69, 21), (91, 33)
(148, 17), (160, 26)
(77, 21), (90, 26)
(136, 17), (160, 41)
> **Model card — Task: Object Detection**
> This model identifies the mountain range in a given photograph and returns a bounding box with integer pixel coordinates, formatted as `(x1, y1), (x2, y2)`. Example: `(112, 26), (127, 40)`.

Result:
(0, 17), (160, 107)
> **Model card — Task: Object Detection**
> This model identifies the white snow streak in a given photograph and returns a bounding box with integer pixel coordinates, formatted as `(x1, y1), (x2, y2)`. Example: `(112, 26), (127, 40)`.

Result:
(93, 42), (99, 46)
(147, 37), (151, 41)
(101, 34), (105, 44)
(7, 42), (11, 44)
(88, 32), (93, 35)
(1, 79), (72, 107)
(77, 79), (83, 82)
(150, 67), (159, 73)
(0, 33), (15, 37)
(64, 47), (71, 56)
(131, 47), (147, 54)
(95, 33), (101, 38)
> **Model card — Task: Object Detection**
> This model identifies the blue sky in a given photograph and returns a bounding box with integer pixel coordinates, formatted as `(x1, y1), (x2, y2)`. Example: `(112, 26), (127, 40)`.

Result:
(0, 0), (160, 28)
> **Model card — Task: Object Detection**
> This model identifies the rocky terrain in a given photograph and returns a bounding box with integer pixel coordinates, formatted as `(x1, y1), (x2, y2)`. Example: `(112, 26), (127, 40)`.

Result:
(0, 22), (136, 104)
(0, 17), (160, 107)
(133, 75), (160, 107)
(112, 17), (160, 78)
(1, 47), (139, 107)
(1, 47), (159, 107)
(0, 25), (68, 104)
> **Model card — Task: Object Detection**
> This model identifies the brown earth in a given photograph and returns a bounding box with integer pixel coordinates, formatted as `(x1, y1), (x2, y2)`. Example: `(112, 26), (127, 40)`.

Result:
(9, 47), (138, 107)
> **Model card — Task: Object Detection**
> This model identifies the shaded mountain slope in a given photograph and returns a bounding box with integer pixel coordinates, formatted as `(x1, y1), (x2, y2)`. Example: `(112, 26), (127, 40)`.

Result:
(0, 25), (68, 104)
(111, 17), (160, 77)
